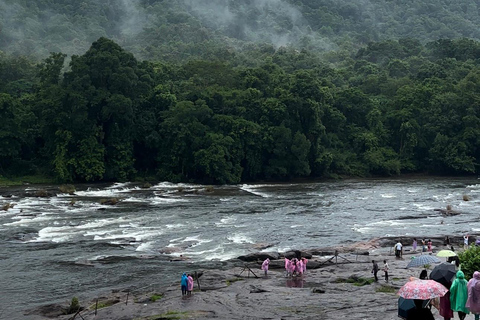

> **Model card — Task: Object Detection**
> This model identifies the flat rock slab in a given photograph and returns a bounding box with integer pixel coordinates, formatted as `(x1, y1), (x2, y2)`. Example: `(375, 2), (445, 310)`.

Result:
(44, 249), (446, 320)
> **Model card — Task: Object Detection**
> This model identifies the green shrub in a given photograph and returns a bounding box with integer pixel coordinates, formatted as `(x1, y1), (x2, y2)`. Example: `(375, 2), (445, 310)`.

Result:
(458, 245), (480, 280)
(150, 294), (163, 302)
(65, 296), (80, 314)
(142, 182), (152, 189)
(335, 276), (374, 286)
(376, 285), (396, 293)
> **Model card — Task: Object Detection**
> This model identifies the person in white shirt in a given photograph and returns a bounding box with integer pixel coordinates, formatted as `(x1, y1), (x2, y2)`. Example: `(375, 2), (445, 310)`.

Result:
(383, 260), (389, 282)
(464, 235), (469, 250)
(395, 241), (403, 258)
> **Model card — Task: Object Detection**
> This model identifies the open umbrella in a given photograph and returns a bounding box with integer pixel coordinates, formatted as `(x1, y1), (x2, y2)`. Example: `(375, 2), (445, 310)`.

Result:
(398, 279), (448, 300)
(398, 297), (429, 319)
(429, 262), (456, 287)
(436, 250), (457, 258)
(406, 255), (441, 268)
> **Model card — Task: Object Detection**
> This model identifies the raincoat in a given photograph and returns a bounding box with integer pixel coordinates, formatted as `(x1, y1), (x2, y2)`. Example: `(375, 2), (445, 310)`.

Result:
(450, 270), (470, 314)
(284, 258), (290, 271)
(181, 273), (188, 287)
(301, 258), (308, 273)
(187, 275), (194, 291)
(261, 258), (270, 271)
(439, 291), (454, 318)
(466, 271), (480, 314)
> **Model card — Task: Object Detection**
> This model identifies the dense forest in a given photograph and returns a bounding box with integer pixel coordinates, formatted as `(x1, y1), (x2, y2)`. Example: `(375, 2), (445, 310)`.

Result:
(1, 1), (480, 183)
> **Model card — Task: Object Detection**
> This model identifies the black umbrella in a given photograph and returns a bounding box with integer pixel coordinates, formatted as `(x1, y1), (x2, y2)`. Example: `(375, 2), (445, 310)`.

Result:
(398, 297), (429, 319)
(429, 262), (456, 288)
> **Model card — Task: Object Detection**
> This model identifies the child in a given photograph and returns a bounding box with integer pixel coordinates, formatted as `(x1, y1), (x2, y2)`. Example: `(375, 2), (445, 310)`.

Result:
(383, 260), (389, 282)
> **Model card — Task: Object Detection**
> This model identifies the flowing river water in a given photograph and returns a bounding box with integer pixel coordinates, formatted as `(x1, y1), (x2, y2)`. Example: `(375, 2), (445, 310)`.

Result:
(1, 177), (480, 319)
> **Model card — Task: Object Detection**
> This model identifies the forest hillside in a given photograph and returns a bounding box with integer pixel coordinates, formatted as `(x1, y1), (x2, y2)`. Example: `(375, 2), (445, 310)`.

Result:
(1, 1), (480, 184)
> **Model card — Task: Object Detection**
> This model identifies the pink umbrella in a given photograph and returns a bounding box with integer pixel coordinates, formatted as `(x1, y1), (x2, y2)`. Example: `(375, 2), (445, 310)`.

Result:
(398, 279), (448, 300)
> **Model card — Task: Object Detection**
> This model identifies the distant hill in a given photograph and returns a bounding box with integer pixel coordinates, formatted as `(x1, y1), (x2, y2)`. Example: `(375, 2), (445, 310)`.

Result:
(1, 0), (480, 61)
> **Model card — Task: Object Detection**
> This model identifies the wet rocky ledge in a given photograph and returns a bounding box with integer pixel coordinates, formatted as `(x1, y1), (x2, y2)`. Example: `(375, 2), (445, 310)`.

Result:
(26, 235), (475, 320)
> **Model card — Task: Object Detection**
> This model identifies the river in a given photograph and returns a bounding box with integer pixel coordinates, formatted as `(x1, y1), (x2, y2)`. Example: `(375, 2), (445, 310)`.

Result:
(1, 177), (479, 319)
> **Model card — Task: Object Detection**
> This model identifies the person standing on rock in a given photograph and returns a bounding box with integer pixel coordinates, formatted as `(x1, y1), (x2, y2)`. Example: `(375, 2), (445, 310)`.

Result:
(450, 270), (470, 320)
(395, 241), (403, 258)
(464, 235), (470, 250)
(371, 260), (379, 282)
(407, 299), (435, 320)
(296, 258), (304, 276)
(284, 257), (291, 277)
(466, 271), (480, 320)
(181, 273), (188, 296)
(383, 260), (389, 282)
(187, 274), (194, 296)
(301, 257), (308, 274)
(412, 238), (417, 252)
(262, 258), (270, 276)
(427, 239), (432, 252)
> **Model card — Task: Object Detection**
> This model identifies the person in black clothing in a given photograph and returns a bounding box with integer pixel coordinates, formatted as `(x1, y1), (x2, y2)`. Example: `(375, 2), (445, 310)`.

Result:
(371, 260), (379, 282)
(419, 269), (428, 280)
(407, 299), (435, 320)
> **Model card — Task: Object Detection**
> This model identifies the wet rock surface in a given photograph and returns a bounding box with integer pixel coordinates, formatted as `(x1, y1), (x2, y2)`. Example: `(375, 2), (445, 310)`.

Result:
(30, 238), (467, 320)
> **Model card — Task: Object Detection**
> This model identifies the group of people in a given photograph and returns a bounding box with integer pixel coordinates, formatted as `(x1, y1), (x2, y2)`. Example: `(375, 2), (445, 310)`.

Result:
(408, 270), (480, 320)
(261, 256), (308, 277)
(283, 257), (308, 277)
(180, 273), (194, 297)
(411, 238), (433, 254)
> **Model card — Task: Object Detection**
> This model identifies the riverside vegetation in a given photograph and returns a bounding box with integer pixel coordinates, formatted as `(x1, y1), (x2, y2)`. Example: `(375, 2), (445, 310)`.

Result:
(1, 1), (480, 184)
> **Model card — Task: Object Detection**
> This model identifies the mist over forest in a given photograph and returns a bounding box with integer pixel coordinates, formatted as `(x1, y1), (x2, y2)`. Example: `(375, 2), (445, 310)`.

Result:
(2, 1), (480, 184)
(2, 0), (480, 60)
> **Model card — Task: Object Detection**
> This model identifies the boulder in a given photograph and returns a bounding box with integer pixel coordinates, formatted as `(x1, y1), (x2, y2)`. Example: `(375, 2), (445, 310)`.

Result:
(24, 304), (66, 318)
(237, 252), (279, 262)
(283, 250), (313, 259)
(251, 243), (275, 250)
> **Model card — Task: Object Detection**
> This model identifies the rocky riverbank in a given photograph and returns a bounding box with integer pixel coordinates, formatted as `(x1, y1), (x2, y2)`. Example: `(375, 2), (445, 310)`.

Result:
(27, 236), (472, 320)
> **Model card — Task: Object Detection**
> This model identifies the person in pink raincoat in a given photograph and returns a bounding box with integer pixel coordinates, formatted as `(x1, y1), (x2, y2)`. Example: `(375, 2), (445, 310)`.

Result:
(301, 257), (308, 273)
(296, 258), (303, 276)
(284, 258), (291, 277)
(466, 271), (480, 320)
(289, 258), (296, 276)
(187, 274), (194, 296)
(261, 258), (270, 276)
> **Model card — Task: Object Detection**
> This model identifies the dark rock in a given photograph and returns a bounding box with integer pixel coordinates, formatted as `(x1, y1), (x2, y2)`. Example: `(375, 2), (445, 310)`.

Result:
(434, 208), (461, 216)
(100, 198), (120, 205)
(306, 261), (322, 269)
(267, 260), (286, 269)
(252, 243), (275, 250)
(34, 190), (51, 197)
(237, 252), (279, 262)
(249, 286), (269, 293)
(312, 288), (326, 293)
(24, 303), (66, 318)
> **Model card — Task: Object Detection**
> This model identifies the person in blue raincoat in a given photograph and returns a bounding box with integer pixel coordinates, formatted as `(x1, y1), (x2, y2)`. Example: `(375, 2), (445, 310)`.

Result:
(181, 273), (188, 296)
